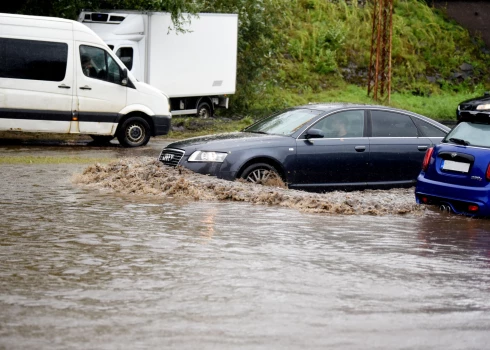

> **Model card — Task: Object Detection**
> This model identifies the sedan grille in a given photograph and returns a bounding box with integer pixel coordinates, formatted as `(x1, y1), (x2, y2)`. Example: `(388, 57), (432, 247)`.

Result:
(159, 148), (185, 167)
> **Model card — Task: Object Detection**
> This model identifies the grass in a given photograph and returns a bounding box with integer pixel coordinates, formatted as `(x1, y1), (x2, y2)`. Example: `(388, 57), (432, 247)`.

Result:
(248, 83), (484, 121)
(165, 115), (256, 138)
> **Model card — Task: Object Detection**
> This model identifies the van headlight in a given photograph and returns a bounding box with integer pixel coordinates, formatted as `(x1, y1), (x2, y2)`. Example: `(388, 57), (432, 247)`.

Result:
(188, 151), (228, 163)
(476, 104), (490, 110)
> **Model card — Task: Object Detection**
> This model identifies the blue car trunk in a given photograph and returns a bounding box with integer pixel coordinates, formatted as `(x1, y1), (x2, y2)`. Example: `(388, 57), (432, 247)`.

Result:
(416, 143), (490, 216)
(425, 144), (489, 188)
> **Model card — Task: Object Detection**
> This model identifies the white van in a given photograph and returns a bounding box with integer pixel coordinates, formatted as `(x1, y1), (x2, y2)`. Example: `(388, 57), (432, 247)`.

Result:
(0, 13), (171, 147)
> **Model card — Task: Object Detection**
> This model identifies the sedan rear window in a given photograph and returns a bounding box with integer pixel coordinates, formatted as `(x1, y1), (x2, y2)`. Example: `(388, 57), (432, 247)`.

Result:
(245, 108), (322, 136)
(411, 117), (447, 137)
(444, 122), (490, 148)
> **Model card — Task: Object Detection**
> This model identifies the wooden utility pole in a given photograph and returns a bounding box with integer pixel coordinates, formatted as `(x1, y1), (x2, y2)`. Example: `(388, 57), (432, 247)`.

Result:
(367, 0), (394, 102)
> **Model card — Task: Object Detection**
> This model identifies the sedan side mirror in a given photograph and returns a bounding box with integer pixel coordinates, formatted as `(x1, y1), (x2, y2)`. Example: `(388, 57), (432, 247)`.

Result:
(305, 128), (325, 139)
(121, 68), (128, 86)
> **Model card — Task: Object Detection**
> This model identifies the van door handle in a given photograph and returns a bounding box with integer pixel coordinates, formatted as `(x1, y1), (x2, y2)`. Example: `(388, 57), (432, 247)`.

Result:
(418, 145), (428, 151)
(58, 84), (70, 89)
(80, 85), (92, 90)
(354, 146), (366, 152)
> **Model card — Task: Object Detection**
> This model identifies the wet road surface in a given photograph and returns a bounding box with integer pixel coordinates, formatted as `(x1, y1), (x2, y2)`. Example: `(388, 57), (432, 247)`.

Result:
(1, 138), (490, 349)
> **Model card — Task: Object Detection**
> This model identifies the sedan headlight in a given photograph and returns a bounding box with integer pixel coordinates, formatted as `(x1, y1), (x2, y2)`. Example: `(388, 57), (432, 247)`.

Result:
(188, 151), (228, 163)
(476, 104), (490, 110)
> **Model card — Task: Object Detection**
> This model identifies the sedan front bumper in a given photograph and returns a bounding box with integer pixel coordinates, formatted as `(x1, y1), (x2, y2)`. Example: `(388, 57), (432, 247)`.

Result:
(179, 160), (237, 181)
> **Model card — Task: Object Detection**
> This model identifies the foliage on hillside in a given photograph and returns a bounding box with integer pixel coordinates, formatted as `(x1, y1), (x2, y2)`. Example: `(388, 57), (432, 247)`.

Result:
(236, 0), (489, 116)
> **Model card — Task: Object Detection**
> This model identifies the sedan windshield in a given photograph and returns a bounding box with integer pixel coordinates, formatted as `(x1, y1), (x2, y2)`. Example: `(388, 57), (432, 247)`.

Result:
(443, 122), (490, 148)
(244, 108), (323, 136)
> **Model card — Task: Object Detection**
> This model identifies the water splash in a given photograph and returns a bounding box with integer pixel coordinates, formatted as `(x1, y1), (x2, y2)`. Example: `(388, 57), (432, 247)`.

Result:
(74, 157), (424, 216)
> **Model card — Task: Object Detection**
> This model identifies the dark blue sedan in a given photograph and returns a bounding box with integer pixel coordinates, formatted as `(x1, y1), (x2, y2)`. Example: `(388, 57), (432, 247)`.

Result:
(159, 103), (449, 191)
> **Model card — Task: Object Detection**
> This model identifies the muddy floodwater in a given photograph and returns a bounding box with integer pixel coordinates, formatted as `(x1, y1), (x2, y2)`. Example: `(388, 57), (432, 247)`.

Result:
(1, 138), (490, 349)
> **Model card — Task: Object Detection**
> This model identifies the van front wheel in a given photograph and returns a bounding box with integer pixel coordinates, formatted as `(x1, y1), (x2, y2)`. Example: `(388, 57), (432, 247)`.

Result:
(117, 117), (151, 147)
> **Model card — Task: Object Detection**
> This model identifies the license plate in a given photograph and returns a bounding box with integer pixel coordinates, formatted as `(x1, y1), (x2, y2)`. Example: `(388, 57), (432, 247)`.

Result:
(441, 160), (470, 173)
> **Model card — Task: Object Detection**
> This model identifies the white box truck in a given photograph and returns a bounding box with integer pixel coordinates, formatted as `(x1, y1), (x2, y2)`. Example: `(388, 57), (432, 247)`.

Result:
(0, 13), (172, 147)
(78, 10), (238, 118)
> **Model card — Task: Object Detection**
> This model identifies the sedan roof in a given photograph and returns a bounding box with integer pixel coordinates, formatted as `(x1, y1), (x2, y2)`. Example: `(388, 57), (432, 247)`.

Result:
(299, 102), (422, 112)
(299, 102), (366, 111)
(299, 102), (433, 118)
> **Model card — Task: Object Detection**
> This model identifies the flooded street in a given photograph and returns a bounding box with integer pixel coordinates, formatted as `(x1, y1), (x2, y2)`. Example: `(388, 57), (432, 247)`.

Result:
(1, 139), (490, 349)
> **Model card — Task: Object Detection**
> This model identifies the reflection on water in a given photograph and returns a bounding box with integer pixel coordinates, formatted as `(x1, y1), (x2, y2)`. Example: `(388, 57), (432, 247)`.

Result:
(1, 162), (490, 349)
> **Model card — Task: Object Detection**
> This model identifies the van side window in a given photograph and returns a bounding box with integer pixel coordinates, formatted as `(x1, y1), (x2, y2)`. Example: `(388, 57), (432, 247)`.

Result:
(116, 47), (133, 70)
(0, 38), (68, 82)
(79, 45), (122, 84)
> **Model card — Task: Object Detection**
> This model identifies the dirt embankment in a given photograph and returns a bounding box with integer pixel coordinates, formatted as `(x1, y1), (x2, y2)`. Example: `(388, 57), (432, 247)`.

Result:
(73, 157), (426, 216)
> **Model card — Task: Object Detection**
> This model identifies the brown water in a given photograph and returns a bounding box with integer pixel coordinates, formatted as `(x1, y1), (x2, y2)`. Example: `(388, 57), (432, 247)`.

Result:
(1, 141), (490, 349)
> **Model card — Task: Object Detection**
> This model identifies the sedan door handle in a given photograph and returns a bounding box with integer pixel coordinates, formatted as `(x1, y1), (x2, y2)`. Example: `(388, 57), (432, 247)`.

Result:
(418, 145), (428, 151)
(80, 85), (92, 90)
(354, 146), (366, 152)
(58, 84), (71, 89)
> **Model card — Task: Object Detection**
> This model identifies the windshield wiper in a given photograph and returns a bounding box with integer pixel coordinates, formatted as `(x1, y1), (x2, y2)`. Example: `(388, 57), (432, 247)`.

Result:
(449, 137), (470, 146)
(246, 130), (268, 134)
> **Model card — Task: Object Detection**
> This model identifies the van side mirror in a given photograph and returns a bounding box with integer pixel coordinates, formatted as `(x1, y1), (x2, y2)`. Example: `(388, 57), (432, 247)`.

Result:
(121, 68), (128, 86)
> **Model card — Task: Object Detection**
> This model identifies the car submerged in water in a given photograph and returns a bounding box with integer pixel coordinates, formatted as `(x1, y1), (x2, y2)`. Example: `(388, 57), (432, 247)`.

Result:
(415, 111), (490, 217)
(159, 103), (449, 192)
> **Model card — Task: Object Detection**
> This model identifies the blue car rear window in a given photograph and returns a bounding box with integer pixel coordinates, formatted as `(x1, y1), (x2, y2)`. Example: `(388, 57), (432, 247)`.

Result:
(445, 122), (490, 148)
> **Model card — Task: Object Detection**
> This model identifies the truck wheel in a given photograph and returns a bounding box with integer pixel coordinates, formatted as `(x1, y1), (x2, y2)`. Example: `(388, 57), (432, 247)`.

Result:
(240, 163), (280, 183)
(117, 116), (151, 147)
(89, 135), (114, 144)
(197, 101), (212, 118)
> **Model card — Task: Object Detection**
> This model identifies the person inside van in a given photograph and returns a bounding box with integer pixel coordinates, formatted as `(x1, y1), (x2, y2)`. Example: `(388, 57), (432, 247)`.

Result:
(81, 55), (97, 78)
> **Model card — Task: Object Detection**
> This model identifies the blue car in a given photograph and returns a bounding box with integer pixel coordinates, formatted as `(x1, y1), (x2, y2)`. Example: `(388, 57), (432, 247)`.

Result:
(159, 103), (449, 192)
(415, 112), (490, 216)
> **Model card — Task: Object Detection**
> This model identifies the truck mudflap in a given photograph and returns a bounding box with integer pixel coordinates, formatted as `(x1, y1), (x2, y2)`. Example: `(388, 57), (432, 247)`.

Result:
(151, 115), (171, 136)
(218, 96), (229, 109)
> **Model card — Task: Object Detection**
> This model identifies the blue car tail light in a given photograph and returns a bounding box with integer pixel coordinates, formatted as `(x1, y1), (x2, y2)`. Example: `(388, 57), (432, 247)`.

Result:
(487, 163), (490, 181)
(421, 147), (433, 172)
